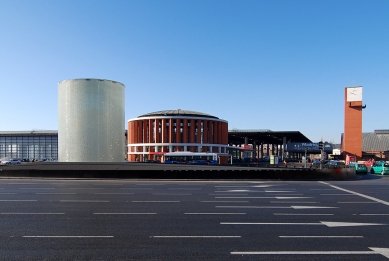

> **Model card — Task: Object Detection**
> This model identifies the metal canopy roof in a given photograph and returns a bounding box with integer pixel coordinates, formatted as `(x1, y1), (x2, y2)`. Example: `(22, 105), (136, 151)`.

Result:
(228, 129), (311, 145)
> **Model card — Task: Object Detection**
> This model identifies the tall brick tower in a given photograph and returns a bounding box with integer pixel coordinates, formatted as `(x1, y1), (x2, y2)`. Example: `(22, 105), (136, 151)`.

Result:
(343, 86), (365, 160)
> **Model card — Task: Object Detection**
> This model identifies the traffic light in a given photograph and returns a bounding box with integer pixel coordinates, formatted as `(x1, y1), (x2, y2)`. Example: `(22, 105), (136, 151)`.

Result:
(319, 141), (323, 150)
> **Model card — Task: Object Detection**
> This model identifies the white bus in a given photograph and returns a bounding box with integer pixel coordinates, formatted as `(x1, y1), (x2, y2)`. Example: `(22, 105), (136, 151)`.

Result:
(163, 152), (218, 164)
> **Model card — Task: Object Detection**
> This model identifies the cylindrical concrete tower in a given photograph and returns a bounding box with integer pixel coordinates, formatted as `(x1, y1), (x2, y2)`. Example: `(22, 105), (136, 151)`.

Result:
(58, 78), (125, 162)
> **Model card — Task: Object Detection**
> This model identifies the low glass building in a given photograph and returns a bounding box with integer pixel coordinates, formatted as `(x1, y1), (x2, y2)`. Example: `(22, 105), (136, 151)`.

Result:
(0, 131), (58, 161)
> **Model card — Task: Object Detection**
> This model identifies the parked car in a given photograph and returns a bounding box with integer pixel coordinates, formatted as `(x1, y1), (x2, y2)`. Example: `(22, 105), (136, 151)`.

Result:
(370, 161), (389, 175)
(348, 162), (368, 174)
(312, 159), (321, 165)
(1, 159), (21, 165)
(324, 160), (345, 168)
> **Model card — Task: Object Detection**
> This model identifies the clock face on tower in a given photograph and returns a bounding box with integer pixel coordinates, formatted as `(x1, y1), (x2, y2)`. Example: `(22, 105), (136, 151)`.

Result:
(347, 87), (362, 102)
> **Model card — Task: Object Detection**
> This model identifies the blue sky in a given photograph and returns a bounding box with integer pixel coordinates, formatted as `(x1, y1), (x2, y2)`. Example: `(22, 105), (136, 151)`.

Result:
(1, 0), (388, 144)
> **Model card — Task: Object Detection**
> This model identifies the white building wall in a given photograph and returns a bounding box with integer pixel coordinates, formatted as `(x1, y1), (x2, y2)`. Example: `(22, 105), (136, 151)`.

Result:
(58, 79), (125, 162)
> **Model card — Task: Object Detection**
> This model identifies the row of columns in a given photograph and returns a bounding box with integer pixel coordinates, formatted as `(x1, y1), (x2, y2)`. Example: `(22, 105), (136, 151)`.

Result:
(128, 118), (228, 145)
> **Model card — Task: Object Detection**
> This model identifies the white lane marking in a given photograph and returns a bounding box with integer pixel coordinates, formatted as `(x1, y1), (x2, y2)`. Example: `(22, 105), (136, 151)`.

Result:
(93, 193), (134, 195)
(320, 181), (389, 206)
(201, 201), (249, 203)
(1, 213), (65, 215)
(369, 248), (389, 258)
(152, 236), (241, 238)
(321, 221), (386, 227)
(321, 194), (354, 196)
(265, 191), (295, 193)
(276, 197), (313, 199)
(35, 192), (76, 195)
(152, 193), (192, 195)
(7, 183), (38, 184)
(168, 188), (201, 190)
(24, 236), (113, 238)
(208, 191), (248, 196)
(274, 213), (333, 216)
(0, 193), (17, 194)
(0, 200), (37, 202)
(338, 202), (378, 204)
(120, 188), (153, 190)
(215, 197), (274, 199)
(310, 189), (336, 190)
(221, 221), (386, 227)
(215, 190), (251, 192)
(231, 250), (376, 255)
(279, 236), (363, 238)
(271, 201), (318, 204)
(232, 248), (389, 258)
(94, 213), (156, 215)
(136, 184), (165, 186)
(291, 206), (337, 209)
(216, 206), (291, 209)
(19, 188), (55, 190)
(60, 200), (109, 203)
(132, 201), (180, 203)
(215, 186), (256, 188)
(69, 188), (105, 190)
(185, 213), (246, 215)
(354, 214), (389, 216)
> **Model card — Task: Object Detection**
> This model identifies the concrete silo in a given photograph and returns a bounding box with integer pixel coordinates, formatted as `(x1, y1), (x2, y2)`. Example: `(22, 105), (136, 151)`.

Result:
(58, 79), (125, 162)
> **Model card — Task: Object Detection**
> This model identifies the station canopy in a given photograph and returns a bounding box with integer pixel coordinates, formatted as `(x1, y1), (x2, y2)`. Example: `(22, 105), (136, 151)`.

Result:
(228, 129), (311, 145)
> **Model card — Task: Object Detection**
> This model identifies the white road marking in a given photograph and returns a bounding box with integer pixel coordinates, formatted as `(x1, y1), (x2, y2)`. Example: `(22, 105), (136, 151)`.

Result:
(152, 193), (192, 195)
(208, 191), (248, 196)
(94, 213), (156, 215)
(132, 201), (180, 203)
(60, 200), (109, 202)
(201, 201), (249, 203)
(320, 181), (389, 206)
(276, 197), (312, 199)
(291, 206), (337, 209)
(35, 192), (77, 195)
(1, 213), (64, 215)
(231, 250), (376, 255)
(265, 191), (295, 193)
(24, 236), (113, 238)
(215, 197), (274, 199)
(321, 194), (354, 196)
(310, 189), (336, 190)
(0, 193), (17, 194)
(93, 193), (134, 195)
(274, 213), (333, 216)
(168, 188), (202, 190)
(19, 188), (55, 190)
(120, 188), (153, 190)
(271, 201), (318, 203)
(216, 206), (291, 209)
(152, 236), (241, 238)
(221, 221), (386, 227)
(69, 188), (105, 190)
(231, 248), (389, 258)
(0, 200), (37, 202)
(354, 214), (389, 216)
(338, 202), (378, 204)
(185, 213), (246, 215)
(279, 236), (363, 238)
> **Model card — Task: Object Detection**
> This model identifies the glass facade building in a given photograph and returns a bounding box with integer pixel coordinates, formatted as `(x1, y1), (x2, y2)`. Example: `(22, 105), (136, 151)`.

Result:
(0, 131), (58, 161)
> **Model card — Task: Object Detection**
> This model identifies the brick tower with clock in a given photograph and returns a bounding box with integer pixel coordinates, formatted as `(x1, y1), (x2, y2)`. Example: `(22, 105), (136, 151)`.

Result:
(343, 86), (365, 160)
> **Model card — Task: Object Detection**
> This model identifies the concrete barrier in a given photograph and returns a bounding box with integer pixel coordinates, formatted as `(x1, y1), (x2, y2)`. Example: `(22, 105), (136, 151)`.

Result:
(0, 163), (356, 180)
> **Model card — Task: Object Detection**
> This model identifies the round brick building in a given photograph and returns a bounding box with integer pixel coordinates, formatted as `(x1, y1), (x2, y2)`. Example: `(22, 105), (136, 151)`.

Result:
(127, 109), (229, 163)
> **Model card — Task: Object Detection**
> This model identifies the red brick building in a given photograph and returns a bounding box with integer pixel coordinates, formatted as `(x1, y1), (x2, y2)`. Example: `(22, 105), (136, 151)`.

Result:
(127, 109), (229, 163)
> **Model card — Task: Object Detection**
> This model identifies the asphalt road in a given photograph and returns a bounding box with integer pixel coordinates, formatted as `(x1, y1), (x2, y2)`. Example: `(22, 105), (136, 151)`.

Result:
(1, 175), (389, 260)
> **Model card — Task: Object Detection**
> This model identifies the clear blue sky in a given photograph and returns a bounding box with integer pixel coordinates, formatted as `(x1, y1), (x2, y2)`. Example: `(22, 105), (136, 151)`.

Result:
(1, 0), (388, 144)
